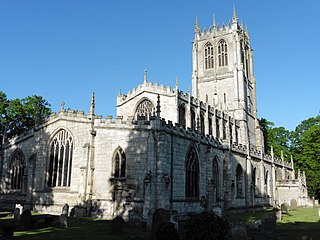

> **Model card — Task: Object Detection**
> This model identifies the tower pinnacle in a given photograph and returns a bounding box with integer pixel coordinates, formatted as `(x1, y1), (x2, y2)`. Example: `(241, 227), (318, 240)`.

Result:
(89, 92), (95, 116)
(232, 5), (238, 24)
(144, 69), (147, 84)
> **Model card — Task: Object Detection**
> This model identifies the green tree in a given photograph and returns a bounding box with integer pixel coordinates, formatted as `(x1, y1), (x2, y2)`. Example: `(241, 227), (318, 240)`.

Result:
(0, 92), (52, 143)
(259, 118), (291, 159)
(291, 116), (320, 198)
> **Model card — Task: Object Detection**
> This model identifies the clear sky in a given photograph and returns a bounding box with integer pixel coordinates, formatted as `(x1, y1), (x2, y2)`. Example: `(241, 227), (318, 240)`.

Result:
(1, 1), (319, 131)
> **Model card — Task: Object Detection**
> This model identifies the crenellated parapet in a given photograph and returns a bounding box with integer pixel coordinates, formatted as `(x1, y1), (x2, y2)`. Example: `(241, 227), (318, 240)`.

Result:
(117, 81), (176, 106)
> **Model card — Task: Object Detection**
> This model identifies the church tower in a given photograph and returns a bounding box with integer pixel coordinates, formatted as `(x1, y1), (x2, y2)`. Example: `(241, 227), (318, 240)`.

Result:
(192, 7), (263, 150)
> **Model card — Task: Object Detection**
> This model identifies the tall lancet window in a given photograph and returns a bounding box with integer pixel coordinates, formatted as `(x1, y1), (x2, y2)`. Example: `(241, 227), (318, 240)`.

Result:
(178, 103), (186, 128)
(186, 145), (199, 199)
(113, 147), (126, 178)
(10, 149), (25, 190)
(236, 164), (243, 197)
(204, 42), (214, 69)
(218, 39), (228, 67)
(48, 129), (73, 187)
(135, 99), (155, 120)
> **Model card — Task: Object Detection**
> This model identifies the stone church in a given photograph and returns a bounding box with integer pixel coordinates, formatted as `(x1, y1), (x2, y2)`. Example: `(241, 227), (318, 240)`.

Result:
(0, 8), (308, 221)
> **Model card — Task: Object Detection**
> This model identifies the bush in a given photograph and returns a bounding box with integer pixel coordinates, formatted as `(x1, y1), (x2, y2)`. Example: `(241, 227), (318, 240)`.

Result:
(181, 211), (229, 240)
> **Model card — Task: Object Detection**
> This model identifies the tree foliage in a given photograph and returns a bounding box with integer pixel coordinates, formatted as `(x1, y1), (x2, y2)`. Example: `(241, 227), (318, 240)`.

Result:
(0, 91), (52, 144)
(260, 115), (320, 199)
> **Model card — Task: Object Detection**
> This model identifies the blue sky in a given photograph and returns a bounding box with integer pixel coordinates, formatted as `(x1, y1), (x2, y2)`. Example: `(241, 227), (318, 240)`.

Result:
(1, 1), (319, 131)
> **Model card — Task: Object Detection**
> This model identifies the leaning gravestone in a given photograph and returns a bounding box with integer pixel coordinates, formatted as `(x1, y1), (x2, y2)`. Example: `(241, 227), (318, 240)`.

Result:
(110, 216), (125, 235)
(229, 218), (247, 240)
(20, 209), (32, 230)
(151, 208), (170, 240)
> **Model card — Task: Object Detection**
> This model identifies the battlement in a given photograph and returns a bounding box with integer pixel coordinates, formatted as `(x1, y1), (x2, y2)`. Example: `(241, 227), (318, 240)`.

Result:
(117, 81), (176, 105)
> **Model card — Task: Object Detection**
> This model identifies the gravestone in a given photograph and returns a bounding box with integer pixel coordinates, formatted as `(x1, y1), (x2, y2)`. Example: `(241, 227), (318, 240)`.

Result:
(229, 218), (247, 240)
(13, 208), (21, 224)
(318, 208), (320, 221)
(280, 203), (289, 214)
(20, 209), (32, 230)
(290, 199), (298, 209)
(110, 216), (125, 235)
(59, 204), (69, 228)
(154, 222), (180, 240)
(151, 208), (170, 240)
(261, 213), (276, 233)
(212, 205), (223, 217)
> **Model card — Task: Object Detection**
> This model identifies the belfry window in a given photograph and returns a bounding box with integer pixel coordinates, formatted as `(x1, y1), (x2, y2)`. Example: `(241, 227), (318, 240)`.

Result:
(186, 146), (199, 199)
(135, 99), (155, 120)
(236, 164), (243, 197)
(113, 147), (126, 178)
(48, 129), (73, 187)
(204, 42), (214, 69)
(218, 39), (228, 67)
(10, 149), (25, 190)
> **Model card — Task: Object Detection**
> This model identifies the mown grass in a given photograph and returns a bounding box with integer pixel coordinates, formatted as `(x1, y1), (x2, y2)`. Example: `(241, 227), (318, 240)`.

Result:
(13, 217), (152, 240)
(2, 207), (319, 239)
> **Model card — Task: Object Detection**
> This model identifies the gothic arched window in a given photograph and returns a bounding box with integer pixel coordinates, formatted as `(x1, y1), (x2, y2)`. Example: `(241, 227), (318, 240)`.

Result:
(218, 39), (228, 67)
(113, 147), (126, 178)
(213, 158), (219, 199)
(48, 129), (73, 187)
(191, 108), (196, 131)
(10, 149), (25, 190)
(135, 99), (155, 120)
(236, 164), (243, 197)
(178, 103), (186, 128)
(186, 146), (199, 199)
(204, 42), (214, 69)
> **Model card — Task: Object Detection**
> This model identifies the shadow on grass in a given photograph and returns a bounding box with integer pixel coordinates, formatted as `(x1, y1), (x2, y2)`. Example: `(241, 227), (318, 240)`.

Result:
(14, 218), (152, 240)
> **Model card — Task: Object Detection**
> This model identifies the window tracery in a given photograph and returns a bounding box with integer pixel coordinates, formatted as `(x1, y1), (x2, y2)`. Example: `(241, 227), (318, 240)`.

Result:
(113, 147), (126, 178)
(186, 146), (199, 199)
(48, 129), (73, 187)
(218, 39), (228, 67)
(135, 99), (155, 120)
(10, 149), (25, 190)
(204, 42), (214, 69)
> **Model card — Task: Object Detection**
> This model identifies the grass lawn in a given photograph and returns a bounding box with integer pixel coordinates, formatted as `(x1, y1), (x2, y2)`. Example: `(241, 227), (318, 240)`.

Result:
(13, 217), (152, 240)
(2, 207), (319, 239)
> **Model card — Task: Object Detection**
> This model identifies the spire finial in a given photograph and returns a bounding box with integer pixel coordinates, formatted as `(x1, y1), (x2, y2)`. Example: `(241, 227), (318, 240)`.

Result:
(175, 76), (178, 89)
(232, 5), (238, 24)
(194, 16), (200, 34)
(213, 14), (216, 27)
(60, 101), (65, 112)
(144, 69), (147, 84)
(90, 92), (95, 115)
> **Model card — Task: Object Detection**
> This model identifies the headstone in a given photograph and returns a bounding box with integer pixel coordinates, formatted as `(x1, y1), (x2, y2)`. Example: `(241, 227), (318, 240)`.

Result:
(290, 199), (298, 209)
(59, 214), (68, 228)
(20, 209), (32, 230)
(62, 203), (69, 216)
(229, 218), (247, 240)
(155, 222), (180, 240)
(110, 216), (125, 235)
(318, 208), (320, 221)
(151, 208), (170, 239)
(261, 213), (276, 233)
(280, 203), (289, 214)
(13, 208), (21, 224)
(212, 205), (223, 217)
